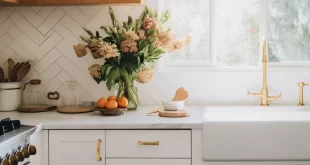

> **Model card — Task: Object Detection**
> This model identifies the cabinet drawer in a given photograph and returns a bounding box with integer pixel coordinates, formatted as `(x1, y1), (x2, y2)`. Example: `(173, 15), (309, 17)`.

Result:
(107, 159), (191, 165)
(106, 130), (191, 158)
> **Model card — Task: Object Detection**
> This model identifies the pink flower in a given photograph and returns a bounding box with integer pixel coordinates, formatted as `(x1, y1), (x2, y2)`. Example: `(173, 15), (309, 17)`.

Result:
(143, 17), (158, 30)
(121, 39), (138, 53)
(169, 40), (184, 53)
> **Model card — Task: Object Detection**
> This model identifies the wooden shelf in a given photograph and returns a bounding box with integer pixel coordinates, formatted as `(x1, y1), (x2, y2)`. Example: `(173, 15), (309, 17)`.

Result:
(0, 0), (19, 4)
(15, 0), (144, 5)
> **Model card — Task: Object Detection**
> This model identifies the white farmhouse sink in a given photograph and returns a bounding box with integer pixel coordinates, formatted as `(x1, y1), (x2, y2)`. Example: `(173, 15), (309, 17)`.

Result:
(203, 106), (310, 161)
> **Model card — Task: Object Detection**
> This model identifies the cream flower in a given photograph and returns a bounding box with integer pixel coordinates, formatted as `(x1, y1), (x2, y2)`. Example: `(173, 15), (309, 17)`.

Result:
(74, 43), (87, 57)
(136, 68), (154, 84)
(169, 40), (184, 53)
(138, 30), (146, 40)
(184, 36), (191, 45)
(89, 64), (102, 79)
(143, 17), (158, 30)
(155, 32), (175, 51)
(124, 30), (139, 41)
(98, 42), (119, 59)
(121, 39), (138, 53)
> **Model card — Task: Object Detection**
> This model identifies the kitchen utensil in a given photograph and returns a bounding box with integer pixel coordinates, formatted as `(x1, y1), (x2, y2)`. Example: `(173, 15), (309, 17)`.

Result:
(172, 87), (188, 101)
(95, 107), (126, 116)
(147, 108), (190, 118)
(161, 100), (185, 111)
(0, 67), (4, 82)
(158, 110), (190, 118)
(7, 58), (15, 82)
(10, 62), (20, 82)
(17, 105), (57, 113)
(0, 82), (22, 111)
(23, 79), (41, 91)
(16, 63), (31, 82)
(57, 106), (95, 114)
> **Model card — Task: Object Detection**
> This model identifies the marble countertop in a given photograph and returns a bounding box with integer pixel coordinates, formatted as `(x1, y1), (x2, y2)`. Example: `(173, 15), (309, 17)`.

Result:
(0, 106), (203, 130)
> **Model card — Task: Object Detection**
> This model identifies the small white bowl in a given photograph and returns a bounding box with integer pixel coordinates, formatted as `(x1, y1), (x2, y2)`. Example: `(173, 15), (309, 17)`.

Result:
(161, 100), (185, 111)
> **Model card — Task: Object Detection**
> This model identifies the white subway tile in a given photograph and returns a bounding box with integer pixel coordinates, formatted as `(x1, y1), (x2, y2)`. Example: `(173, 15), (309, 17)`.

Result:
(38, 7), (65, 35)
(8, 26), (45, 59)
(53, 23), (79, 45)
(10, 11), (45, 45)
(45, 77), (62, 92)
(9, 41), (37, 61)
(34, 48), (61, 74)
(56, 40), (90, 76)
(38, 6), (56, 20)
(77, 6), (104, 18)
(61, 7), (89, 26)
(14, 7), (43, 28)
(60, 14), (85, 38)
(37, 63), (62, 85)
(40, 32), (62, 54)
(0, 7), (14, 25)
(85, 7), (111, 32)
(0, 19), (14, 38)
(31, 6), (42, 13)
(0, 47), (15, 66)
(44, 29), (55, 38)
(0, 34), (13, 53)
(56, 70), (73, 84)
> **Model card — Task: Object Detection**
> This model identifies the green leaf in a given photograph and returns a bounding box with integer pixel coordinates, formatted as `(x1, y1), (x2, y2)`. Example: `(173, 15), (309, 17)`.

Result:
(106, 67), (120, 91)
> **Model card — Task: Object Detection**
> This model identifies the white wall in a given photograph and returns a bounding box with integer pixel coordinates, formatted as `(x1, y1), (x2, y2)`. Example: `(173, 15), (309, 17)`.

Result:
(0, 2), (308, 106)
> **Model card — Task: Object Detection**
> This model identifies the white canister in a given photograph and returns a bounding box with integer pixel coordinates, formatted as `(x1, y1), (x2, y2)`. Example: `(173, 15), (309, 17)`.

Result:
(0, 82), (22, 111)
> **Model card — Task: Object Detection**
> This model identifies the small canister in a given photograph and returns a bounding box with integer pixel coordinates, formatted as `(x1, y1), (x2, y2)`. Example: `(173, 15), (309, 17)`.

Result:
(0, 82), (22, 111)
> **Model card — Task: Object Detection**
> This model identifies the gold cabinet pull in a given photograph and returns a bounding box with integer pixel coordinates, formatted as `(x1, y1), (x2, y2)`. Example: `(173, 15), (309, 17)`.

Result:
(97, 139), (102, 161)
(137, 141), (159, 146)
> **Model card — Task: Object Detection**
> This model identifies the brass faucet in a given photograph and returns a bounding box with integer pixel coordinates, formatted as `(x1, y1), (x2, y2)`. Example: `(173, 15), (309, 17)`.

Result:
(298, 82), (309, 106)
(248, 40), (282, 106)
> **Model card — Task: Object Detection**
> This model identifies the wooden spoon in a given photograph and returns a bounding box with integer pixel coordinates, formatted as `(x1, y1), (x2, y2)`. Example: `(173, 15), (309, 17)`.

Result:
(10, 62), (20, 82)
(0, 67), (4, 82)
(172, 87), (188, 101)
(8, 58), (15, 82)
(16, 63), (31, 82)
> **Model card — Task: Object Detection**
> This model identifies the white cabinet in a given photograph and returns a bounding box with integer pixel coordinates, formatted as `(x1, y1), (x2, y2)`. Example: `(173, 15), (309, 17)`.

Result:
(106, 130), (191, 158)
(49, 130), (105, 165)
(107, 159), (191, 165)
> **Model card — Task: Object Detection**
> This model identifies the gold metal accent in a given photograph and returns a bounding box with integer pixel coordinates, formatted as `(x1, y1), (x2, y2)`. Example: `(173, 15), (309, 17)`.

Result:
(97, 139), (102, 161)
(298, 82), (309, 106)
(137, 141), (160, 146)
(248, 40), (282, 106)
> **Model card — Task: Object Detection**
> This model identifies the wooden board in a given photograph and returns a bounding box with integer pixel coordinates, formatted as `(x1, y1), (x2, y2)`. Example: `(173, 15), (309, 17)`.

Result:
(17, 0), (143, 5)
(57, 106), (94, 114)
(159, 111), (190, 118)
(18, 105), (57, 113)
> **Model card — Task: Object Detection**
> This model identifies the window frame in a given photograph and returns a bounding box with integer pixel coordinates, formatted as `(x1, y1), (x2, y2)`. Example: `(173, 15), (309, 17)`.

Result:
(158, 0), (310, 72)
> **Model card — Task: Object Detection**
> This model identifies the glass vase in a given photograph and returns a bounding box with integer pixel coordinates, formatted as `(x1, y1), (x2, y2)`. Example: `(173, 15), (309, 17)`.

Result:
(116, 81), (139, 110)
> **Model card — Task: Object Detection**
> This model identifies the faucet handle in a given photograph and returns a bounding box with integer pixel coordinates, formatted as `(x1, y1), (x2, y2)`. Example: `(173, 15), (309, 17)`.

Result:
(268, 92), (282, 101)
(247, 90), (262, 97)
(299, 82), (309, 87)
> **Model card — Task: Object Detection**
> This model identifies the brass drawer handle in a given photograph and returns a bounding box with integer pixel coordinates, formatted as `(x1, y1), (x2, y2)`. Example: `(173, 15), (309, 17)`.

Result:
(137, 141), (159, 146)
(97, 139), (102, 161)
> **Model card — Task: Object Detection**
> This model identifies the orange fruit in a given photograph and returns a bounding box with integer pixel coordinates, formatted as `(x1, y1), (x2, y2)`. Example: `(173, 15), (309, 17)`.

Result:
(117, 97), (128, 108)
(97, 98), (107, 108)
(106, 100), (118, 109)
(108, 96), (117, 100)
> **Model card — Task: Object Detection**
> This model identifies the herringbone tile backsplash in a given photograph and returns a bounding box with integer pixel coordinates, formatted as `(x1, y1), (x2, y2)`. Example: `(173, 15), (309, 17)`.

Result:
(0, 5), (150, 105)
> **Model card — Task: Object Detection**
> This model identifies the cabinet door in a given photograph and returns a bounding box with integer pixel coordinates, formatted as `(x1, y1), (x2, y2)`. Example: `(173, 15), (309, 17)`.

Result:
(106, 159), (191, 165)
(49, 130), (105, 165)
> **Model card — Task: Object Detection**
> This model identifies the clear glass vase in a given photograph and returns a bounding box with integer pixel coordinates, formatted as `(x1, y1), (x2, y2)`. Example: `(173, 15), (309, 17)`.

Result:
(116, 81), (139, 110)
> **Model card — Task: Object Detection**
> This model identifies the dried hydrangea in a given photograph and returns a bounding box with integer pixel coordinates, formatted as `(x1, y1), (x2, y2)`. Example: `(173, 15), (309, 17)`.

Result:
(87, 42), (102, 59)
(73, 43), (87, 57)
(155, 32), (175, 51)
(185, 36), (191, 45)
(98, 42), (119, 59)
(169, 40), (184, 53)
(136, 68), (154, 84)
(143, 17), (158, 30)
(121, 39), (138, 53)
(124, 30), (139, 41)
(88, 64), (102, 79)
(138, 30), (146, 40)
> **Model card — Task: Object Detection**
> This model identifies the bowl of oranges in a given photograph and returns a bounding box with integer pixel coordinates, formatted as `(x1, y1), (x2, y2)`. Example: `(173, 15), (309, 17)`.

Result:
(95, 96), (128, 116)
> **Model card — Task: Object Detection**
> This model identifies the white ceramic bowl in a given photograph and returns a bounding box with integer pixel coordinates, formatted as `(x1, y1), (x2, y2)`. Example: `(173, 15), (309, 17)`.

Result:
(161, 100), (185, 111)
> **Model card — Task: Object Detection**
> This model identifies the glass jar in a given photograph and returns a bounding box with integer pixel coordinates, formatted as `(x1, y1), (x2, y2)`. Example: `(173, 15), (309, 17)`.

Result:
(65, 81), (79, 107)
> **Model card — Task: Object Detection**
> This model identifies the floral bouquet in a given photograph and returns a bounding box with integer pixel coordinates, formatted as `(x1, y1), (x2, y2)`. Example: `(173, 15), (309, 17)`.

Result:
(74, 7), (190, 109)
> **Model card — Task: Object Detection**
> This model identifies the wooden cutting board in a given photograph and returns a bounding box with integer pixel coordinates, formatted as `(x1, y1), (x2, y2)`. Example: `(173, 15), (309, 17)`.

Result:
(57, 106), (95, 114)
(158, 110), (190, 118)
(18, 105), (57, 113)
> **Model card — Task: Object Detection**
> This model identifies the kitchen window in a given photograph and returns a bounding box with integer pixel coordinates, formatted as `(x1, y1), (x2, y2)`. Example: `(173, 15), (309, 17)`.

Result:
(159, 0), (310, 70)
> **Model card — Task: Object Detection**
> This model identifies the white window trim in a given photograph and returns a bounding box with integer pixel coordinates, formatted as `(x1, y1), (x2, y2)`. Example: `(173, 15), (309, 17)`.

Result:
(158, 0), (310, 73)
